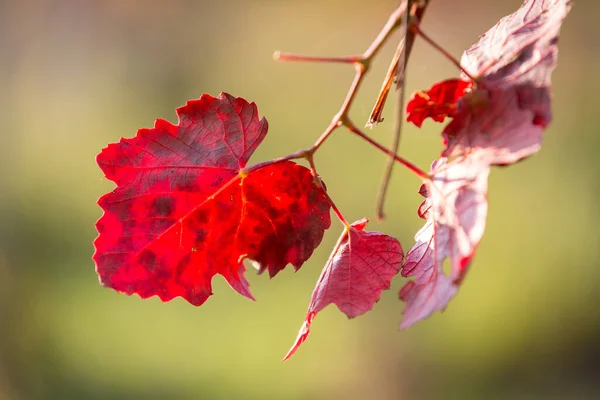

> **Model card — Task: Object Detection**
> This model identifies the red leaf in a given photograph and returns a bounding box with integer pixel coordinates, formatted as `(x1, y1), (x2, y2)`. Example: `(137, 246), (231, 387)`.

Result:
(400, 156), (489, 328)
(443, 0), (571, 164)
(94, 93), (331, 306)
(284, 219), (403, 360)
(406, 79), (473, 128)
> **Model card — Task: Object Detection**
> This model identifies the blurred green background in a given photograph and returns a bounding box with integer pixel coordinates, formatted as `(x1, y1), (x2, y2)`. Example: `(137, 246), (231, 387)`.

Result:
(1, 0), (599, 399)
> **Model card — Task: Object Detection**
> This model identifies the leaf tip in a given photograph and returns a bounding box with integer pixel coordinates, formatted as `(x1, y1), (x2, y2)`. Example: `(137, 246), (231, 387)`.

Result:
(282, 312), (315, 361)
(350, 218), (369, 231)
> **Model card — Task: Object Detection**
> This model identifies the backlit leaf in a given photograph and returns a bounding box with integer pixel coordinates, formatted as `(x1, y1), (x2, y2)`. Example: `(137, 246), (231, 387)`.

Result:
(400, 156), (489, 328)
(284, 219), (403, 359)
(94, 93), (331, 306)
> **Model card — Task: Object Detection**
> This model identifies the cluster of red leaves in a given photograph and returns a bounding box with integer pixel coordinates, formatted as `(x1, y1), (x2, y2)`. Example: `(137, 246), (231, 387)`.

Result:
(401, 0), (570, 326)
(93, 0), (570, 359)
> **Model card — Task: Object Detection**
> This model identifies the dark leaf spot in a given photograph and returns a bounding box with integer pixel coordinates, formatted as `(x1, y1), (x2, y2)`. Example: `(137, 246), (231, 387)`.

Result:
(152, 196), (174, 217)
(139, 250), (159, 270)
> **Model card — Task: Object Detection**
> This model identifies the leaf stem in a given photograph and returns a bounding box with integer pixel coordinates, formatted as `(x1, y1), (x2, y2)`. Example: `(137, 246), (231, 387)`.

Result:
(346, 121), (431, 181)
(306, 154), (350, 229)
(323, 186), (350, 229)
(242, 150), (305, 174)
(410, 23), (476, 81)
(274, 52), (359, 64)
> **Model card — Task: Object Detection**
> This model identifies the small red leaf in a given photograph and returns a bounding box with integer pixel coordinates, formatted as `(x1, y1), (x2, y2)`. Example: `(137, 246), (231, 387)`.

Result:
(400, 156), (489, 328)
(284, 218), (403, 360)
(94, 93), (332, 306)
(406, 79), (473, 128)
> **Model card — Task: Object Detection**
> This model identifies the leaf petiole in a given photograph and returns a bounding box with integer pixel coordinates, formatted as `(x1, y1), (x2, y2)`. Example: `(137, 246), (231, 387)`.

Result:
(410, 23), (476, 81)
(346, 121), (431, 181)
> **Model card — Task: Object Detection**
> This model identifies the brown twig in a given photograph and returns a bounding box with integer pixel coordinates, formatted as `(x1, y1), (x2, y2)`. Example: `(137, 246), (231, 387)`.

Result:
(273, 52), (359, 64)
(367, 0), (429, 127)
(375, 0), (431, 220)
(366, 38), (405, 128)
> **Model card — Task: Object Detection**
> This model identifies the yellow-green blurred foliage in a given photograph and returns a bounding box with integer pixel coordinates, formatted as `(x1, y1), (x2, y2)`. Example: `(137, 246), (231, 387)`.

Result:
(1, 0), (599, 399)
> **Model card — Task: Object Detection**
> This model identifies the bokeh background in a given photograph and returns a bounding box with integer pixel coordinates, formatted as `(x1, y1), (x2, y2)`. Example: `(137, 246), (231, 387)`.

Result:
(1, 0), (599, 399)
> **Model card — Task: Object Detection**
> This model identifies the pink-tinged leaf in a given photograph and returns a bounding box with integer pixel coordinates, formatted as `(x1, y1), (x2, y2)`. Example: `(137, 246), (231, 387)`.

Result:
(441, 0), (571, 164)
(284, 219), (403, 360)
(462, 0), (571, 92)
(442, 86), (543, 165)
(399, 1), (570, 328)
(400, 156), (490, 328)
(94, 93), (331, 306)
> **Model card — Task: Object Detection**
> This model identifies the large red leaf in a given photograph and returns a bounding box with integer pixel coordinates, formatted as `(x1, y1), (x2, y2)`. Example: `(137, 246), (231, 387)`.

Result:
(94, 93), (331, 306)
(400, 156), (489, 328)
(284, 219), (403, 360)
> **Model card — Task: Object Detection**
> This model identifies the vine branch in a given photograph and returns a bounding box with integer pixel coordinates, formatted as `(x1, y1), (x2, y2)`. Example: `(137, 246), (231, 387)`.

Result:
(274, 3), (407, 153)
(272, 2), (431, 225)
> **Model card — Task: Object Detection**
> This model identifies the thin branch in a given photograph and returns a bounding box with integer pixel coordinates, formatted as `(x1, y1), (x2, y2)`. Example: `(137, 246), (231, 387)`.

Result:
(274, 52), (359, 64)
(346, 120), (430, 181)
(322, 184), (351, 229)
(367, 0), (429, 127)
(375, 40), (407, 219)
(274, 3), (408, 155)
(375, 0), (430, 220)
(362, 4), (408, 60)
(410, 23), (476, 81)
(270, 2), (433, 226)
